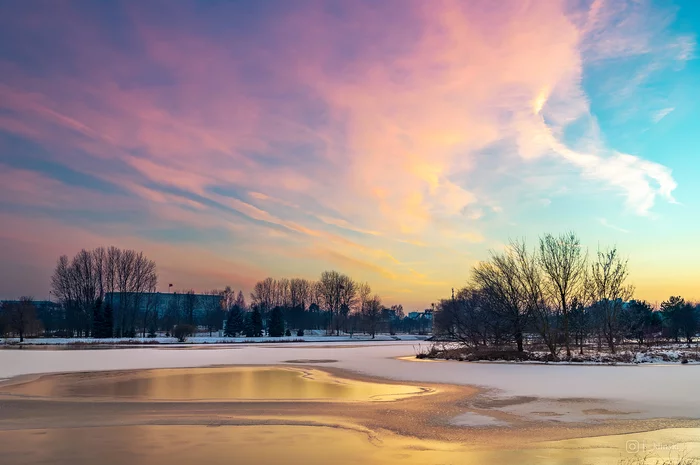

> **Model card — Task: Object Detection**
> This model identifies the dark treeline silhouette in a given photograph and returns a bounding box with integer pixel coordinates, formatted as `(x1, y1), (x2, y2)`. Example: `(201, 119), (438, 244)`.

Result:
(236, 272), (419, 338)
(433, 232), (699, 359)
(1, 247), (428, 340)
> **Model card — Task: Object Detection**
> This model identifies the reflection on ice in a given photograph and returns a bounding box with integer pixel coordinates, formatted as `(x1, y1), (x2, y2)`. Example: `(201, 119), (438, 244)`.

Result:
(1, 366), (430, 402)
(0, 425), (698, 465)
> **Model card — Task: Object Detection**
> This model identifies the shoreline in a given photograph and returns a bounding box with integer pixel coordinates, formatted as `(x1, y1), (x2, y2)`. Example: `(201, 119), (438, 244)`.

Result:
(5, 338), (698, 366)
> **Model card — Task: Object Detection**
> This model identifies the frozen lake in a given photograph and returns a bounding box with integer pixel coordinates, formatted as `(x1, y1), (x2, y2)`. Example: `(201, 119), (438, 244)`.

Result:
(1, 341), (699, 464)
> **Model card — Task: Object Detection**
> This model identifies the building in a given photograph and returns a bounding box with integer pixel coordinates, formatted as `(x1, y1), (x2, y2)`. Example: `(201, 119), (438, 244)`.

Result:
(408, 309), (433, 320)
(105, 292), (223, 332)
(407, 309), (433, 333)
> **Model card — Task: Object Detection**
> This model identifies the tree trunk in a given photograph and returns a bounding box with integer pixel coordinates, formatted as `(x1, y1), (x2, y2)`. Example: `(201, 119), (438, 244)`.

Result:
(563, 304), (571, 358)
(607, 334), (616, 354)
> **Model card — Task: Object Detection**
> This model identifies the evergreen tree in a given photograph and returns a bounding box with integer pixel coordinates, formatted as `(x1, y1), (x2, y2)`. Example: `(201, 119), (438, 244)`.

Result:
(661, 296), (685, 342)
(225, 305), (245, 337)
(624, 300), (655, 345)
(243, 313), (254, 338)
(92, 298), (103, 338)
(269, 306), (285, 337)
(250, 307), (264, 337)
(103, 303), (114, 338)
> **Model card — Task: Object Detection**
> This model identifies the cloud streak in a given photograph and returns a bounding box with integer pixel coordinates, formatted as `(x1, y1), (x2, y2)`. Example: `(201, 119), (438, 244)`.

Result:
(652, 107), (675, 123)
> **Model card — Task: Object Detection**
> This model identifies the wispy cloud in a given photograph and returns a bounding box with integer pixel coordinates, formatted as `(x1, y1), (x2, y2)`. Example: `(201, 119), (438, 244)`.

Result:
(598, 218), (630, 234)
(652, 107), (675, 123)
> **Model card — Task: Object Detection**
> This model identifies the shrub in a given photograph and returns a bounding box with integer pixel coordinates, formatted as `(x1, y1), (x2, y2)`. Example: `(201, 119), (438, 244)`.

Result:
(297, 329), (304, 337)
(172, 324), (195, 342)
(285, 329), (292, 337)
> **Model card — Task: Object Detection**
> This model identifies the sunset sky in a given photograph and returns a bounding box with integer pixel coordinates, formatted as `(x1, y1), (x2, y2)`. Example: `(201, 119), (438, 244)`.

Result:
(1, 0), (698, 308)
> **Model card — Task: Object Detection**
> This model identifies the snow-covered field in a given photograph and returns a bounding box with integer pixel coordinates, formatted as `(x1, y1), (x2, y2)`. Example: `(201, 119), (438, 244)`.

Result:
(2, 340), (699, 422)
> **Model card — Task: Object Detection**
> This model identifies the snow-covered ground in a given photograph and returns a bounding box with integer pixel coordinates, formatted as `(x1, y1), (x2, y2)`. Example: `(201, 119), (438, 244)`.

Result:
(1, 341), (699, 421)
(476, 348), (700, 364)
(0, 334), (429, 345)
(422, 342), (700, 364)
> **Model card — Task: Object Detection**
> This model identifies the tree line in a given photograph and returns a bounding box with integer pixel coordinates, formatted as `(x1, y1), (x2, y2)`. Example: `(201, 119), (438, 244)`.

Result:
(433, 232), (699, 358)
(225, 271), (413, 338)
(2, 248), (426, 340)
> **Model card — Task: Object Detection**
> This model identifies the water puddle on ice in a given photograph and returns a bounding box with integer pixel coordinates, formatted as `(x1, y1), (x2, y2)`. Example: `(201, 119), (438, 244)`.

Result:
(0, 366), (430, 402)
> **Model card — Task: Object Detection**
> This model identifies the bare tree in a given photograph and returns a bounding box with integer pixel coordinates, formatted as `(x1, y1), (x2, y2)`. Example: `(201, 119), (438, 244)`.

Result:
(511, 240), (561, 357)
(433, 287), (489, 348)
(317, 271), (341, 334)
(364, 294), (383, 339)
(93, 247), (106, 301)
(50, 251), (97, 336)
(51, 247), (157, 337)
(104, 246), (120, 307)
(73, 249), (99, 335)
(317, 271), (355, 335)
(289, 278), (311, 310)
(472, 239), (533, 352)
(309, 281), (323, 308)
(587, 247), (633, 353)
(275, 278), (291, 307)
(3, 297), (41, 342)
(235, 290), (247, 310)
(251, 277), (276, 311)
(538, 232), (587, 358)
(338, 275), (357, 334)
(357, 282), (372, 313)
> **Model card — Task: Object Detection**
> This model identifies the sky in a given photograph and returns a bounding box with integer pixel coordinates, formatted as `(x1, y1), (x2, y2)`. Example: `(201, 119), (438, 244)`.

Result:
(0, 0), (698, 308)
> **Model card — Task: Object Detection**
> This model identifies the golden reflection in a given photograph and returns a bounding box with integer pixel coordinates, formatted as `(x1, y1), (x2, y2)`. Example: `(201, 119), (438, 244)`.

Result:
(0, 425), (697, 465)
(1, 367), (430, 402)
